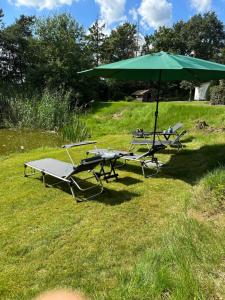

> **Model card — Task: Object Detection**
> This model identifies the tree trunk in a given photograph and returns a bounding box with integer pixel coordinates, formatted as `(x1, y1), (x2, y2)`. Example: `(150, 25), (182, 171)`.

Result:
(189, 87), (192, 101)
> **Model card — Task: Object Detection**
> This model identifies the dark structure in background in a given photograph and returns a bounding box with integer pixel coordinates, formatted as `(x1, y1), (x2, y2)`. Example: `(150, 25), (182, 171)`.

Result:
(132, 89), (152, 102)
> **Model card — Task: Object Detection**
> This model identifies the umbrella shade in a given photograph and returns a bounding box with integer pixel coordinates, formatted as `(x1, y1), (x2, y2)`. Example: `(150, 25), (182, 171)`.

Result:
(79, 51), (225, 149)
(79, 51), (225, 81)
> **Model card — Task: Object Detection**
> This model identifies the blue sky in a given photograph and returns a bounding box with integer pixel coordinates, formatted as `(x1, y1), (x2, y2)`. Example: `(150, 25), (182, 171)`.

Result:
(1, 0), (225, 35)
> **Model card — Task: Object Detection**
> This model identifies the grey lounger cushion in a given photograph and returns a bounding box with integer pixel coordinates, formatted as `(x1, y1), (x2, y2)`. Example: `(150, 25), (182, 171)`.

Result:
(25, 158), (74, 181)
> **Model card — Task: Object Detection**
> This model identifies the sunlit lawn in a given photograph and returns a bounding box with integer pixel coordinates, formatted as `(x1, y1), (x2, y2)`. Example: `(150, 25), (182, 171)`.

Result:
(0, 102), (225, 299)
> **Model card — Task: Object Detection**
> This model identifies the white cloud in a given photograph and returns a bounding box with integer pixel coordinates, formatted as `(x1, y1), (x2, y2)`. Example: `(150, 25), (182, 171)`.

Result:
(95, 0), (126, 25)
(8, 0), (78, 10)
(190, 0), (211, 13)
(129, 7), (138, 22)
(138, 0), (172, 29)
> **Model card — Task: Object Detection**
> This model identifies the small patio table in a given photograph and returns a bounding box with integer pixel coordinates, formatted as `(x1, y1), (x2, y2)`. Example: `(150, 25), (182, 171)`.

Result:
(87, 149), (132, 182)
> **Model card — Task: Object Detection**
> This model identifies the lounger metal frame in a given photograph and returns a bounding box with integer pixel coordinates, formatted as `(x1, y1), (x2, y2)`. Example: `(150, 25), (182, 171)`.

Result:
(24, 141), (105, 201)
(122, 145), (165, 177)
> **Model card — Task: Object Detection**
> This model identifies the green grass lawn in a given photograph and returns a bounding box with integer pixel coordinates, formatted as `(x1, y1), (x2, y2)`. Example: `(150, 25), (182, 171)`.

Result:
(0, 101), (225, 300)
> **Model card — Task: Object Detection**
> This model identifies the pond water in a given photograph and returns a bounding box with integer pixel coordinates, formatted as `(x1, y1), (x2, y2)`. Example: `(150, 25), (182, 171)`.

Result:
(0, 129), (63, 156)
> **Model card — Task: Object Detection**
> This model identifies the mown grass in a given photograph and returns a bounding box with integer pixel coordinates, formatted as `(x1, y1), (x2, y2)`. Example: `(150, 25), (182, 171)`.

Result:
(86, 101), (225, 137)
(0, 101), (225, 299)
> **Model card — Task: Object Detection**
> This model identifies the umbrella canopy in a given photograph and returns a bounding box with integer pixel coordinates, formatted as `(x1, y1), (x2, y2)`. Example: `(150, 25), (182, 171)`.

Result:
(79, 51), (225, 81)
(79, 51), (225, 149)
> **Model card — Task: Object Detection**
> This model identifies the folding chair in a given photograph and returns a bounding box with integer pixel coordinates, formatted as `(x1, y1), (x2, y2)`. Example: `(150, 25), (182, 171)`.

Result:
(122, 145), (165, 177)
(132, 123), (183, 140)
(131, 130), (187, 151)
(87, 145), (165, 178)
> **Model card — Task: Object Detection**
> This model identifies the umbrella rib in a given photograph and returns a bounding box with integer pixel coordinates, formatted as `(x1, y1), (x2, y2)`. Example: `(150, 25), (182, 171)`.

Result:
(165, 54), (185, 69)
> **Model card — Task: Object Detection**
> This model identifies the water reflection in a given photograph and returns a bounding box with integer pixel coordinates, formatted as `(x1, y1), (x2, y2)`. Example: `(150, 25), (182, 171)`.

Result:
(0, 129), (63, 155)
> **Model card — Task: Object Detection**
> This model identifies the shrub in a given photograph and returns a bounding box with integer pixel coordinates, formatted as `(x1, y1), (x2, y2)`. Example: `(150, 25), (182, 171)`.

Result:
(60, 115), (90, 142)
(1, 89), (91, 141)
(37, 89), (70, 130)
(2, 89), (71, 130)
(210, 84), (225, 105)
(3, 97), (38, 128)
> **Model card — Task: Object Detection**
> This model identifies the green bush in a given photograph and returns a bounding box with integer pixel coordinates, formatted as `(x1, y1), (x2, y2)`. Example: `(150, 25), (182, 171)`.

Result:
(2, 89), (71, 130)
(60, 115), (90, 142)
(4, 97), (38, 128)
(210, 84), (225, 105)
(37, 90), (70, 130)
(1, 89), (91, 142)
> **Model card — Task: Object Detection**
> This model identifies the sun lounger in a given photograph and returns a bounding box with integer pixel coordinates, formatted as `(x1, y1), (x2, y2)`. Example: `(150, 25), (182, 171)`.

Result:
(24, 141), (105, 201)
(131, 130), (187, 150)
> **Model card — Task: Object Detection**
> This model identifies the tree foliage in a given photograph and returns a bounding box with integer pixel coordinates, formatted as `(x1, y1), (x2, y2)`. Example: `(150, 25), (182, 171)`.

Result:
(142, 12), (225, 60)
(0, 15), (35, 92)
(86, 20), (106, 66)
(0, 9), (225, 108)
(102, 23), (138, 63)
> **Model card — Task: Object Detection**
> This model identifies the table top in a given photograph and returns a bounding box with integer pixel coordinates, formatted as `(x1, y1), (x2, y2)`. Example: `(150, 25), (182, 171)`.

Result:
(132, 131), (176, 136)
(87, 148), (132, 158)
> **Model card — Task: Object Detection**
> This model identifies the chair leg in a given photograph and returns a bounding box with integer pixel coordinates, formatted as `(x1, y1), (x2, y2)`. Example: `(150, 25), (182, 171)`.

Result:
(129, 144), (134, 151)
(70, 172), (104, 202)
(42, 172), (46, 187)
(24, 165), (36, 177)
(68, 182), (76, 199)
(141, 159), (160, 178)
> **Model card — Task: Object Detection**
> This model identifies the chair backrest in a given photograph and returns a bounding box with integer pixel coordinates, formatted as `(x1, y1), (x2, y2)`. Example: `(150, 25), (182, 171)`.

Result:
(172, 123), (183, 132)
(73, 155), (103, 174)
(173, 130), (187, 143)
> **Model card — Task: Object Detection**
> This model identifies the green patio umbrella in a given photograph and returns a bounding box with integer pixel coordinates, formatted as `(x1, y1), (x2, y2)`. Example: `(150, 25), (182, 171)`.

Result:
(79, 51), (225, 147)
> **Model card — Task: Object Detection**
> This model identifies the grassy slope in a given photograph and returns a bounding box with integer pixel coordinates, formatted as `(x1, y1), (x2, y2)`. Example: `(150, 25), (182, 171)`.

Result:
(0, 101), (225, 300)
(86, 101), (225, 136)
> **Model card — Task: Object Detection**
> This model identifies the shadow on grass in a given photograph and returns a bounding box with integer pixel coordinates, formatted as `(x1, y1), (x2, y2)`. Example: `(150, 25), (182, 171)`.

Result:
(117, 176), (142, 185)
(130, 143), (188, 154)
(96, 187), (139, 205)
(120, 144), (225, 185)
(182, 136), (195, 143)
(33, 174), (139, 205)
(160, 144), (225, 185)
(119, 163), (157, 177)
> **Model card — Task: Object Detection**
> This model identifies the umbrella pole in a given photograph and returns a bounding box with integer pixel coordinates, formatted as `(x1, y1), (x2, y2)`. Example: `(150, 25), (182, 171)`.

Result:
(152, 70), (162, 148)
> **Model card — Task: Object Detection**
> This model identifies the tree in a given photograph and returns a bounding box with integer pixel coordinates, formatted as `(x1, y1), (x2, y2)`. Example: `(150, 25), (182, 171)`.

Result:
(180, 80), (201, 101)
(86, 19), (106, 66)
(142, 12), (225, 60)
(220, 48), (225, 64)
(35, 13), (94, 103)
(142, 21), (187, 55)
(184, 12), (225, 60)
(0, 15), (35, 92)
(102, 22), (138, 63)
(0, 8), (3, 27)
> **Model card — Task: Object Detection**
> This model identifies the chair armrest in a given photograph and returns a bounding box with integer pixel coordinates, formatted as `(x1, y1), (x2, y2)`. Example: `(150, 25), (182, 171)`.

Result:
(62, 141), (97, 149)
